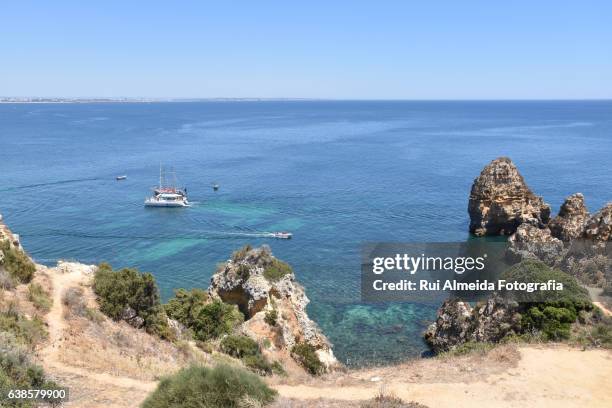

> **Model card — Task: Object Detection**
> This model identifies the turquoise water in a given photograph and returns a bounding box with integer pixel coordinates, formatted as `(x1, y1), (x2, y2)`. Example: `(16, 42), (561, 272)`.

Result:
(1, 101), (611, 366)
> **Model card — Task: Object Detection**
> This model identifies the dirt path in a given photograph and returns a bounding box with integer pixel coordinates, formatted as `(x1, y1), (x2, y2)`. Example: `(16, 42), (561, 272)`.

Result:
(40, 264), (156, 407)
(275, 347), (612, 408)
(593, 302), (612, 316)
(38, 263), (612, 408)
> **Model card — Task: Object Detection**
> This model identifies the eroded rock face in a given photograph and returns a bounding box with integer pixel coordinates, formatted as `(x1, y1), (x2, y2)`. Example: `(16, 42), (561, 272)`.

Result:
(424, 296), (521, 353)
(468, 157), (550, 236)
(208, 245), (338, 371)
(584, 203), (612, 242)
(507, 224), (565, 265)
(549, 193), (589, 241)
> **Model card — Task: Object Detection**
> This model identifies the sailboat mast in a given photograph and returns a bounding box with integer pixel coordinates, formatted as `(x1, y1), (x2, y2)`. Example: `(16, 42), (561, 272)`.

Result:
(159, 163), (162, 189)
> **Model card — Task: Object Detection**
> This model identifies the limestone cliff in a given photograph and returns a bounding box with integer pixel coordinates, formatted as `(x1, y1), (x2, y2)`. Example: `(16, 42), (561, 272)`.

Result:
(549, 193), (590, 241)
(468, 157), (550, 236)
(584, 203), (612, 242)
(507, 223), (565, 265)
(208, 245), (338, 371)
(424, 296), (521, 353)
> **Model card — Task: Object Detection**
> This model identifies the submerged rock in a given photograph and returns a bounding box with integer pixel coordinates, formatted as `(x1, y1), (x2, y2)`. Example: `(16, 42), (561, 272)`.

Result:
(549, 193), (589, 241)
(209, 245), (338, 372)
(468, 157), (550, 236)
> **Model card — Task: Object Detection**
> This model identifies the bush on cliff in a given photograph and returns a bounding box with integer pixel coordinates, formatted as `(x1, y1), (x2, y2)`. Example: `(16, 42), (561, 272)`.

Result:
(291, 342), (324, 376)
(0, 305), (47, 349)
(220, 335), (273, 375)
(27, 283), (51, 312)
(0, 334), (63, 408)
(501, 260), (593, 340)
(93, 263), (173, 340)
(164, 288), (209, 329)
(0, 241), (35, 283)
(141, 364), (277, 408)
(190, 300), (243, 341)
(263, 258), (292, 282)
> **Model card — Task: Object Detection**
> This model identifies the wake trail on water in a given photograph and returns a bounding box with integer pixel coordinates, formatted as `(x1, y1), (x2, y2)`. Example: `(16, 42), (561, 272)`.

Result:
(19, 228), (283, 241)
(0, 177), (102, 192)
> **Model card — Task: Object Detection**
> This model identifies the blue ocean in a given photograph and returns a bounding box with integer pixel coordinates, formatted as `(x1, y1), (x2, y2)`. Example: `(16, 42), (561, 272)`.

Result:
(1, 101), (611, 366)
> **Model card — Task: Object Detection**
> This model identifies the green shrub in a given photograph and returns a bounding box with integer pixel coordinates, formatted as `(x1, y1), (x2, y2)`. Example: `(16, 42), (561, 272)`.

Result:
(221, 335), (259, 358)
(242, 354), (272, 376)
(263, 259), (292, 282)
(0, 307), (47, 349)
(0, 241), (35, 284)
(236, 264), (251, 280)
(439, 341), (495, 357)
(590, 321), (612, 348)
(191, 300), (243, 342)
(0, 335), (63, 408)
(291, 342), (324, 376)
(141, 364), (277, 408)
(164, 288), (209, 329)
(92, 263), (173, 340)
(501, 260), (592, 341)
(270, 361), (286, 376)
(27, 283), (51, 312)
(264, 309), (278, 326)
(501, 259), (592, 307)
(220, 335), (273, 375)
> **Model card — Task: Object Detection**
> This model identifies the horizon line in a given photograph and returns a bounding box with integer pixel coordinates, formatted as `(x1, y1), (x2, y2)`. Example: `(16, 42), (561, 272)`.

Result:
(1, 96), (612, 103)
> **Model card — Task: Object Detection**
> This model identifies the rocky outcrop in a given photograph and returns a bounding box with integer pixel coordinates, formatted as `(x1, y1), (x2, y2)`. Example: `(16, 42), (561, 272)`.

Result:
(507, 224), (565, 265)
(549, 193), (589, 241)
(468, 157), (550, 236)
(424, 296), (521, 353)
(584, 203), (612, 242)
(209, 245), (338, 371)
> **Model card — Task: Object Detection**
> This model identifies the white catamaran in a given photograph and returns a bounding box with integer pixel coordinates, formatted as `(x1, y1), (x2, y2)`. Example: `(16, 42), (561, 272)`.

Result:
(144, 165), (190, 207)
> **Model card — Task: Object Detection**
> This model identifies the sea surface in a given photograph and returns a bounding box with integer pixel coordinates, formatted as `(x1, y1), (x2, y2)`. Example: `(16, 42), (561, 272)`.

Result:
(1, 101), (611, 366)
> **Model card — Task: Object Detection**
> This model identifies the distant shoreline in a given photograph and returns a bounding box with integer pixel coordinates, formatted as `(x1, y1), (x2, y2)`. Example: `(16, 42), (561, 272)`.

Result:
(2, 98), (611, 104)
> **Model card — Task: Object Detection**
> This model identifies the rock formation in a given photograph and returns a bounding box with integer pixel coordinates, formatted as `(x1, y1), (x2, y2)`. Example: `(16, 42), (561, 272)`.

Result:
(209, 245), (338, 371)
(549, 193), (589, 241)
(506, 223), (565, 265)
(584, 203), (612, 242)
(424, 296), (521, 353)
(468, 157), (550, 236)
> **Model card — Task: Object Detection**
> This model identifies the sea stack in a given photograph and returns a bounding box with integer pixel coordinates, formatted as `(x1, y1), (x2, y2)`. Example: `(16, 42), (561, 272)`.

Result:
(468, 157), (551, 236)
(548, 193), (590, 241)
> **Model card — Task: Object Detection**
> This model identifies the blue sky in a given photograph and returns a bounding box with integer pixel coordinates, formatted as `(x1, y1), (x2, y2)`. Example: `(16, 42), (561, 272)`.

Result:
(1, 1), (611, 99)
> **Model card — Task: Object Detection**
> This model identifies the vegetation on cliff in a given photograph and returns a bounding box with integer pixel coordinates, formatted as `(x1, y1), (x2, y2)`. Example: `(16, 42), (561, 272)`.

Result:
(425, 260), (612, 353)
(501, 259), (592, 340)
(291, 342), (324, 375)
(164, 287), (244, 343)
(141, 364), (276, 408)
(220, 335), (273, 375)
(0, 334), (62, 408)
(0, 240), (36, 284)
(93, 263), (174, 340)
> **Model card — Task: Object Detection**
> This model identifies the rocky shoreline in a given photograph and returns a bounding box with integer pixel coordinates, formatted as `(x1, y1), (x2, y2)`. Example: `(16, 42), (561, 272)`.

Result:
(426, 157), (611, 353)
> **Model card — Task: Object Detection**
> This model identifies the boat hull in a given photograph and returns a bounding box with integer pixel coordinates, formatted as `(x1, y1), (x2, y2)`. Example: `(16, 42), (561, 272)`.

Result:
(144, 200), (189, 207)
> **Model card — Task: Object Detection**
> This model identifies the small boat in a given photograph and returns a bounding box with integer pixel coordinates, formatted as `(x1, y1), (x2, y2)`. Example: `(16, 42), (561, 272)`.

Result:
(116, 175), (127, 181)
(145, 165), (189, 207)
(270, 232), (292, 239)
(212, 182), (219, 191)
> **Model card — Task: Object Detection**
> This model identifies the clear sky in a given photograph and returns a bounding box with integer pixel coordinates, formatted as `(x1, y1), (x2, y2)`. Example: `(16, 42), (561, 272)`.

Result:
(1, 1), (611, 99)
